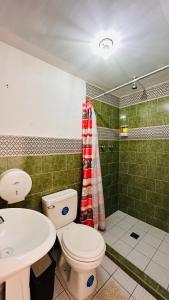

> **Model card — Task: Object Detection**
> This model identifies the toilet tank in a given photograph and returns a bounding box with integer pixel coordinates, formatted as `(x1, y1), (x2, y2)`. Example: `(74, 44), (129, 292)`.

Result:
(42, 189), (78, 229)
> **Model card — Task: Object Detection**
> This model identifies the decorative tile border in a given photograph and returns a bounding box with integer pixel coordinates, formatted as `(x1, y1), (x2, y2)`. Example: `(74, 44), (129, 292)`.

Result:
(86, 83), (120, 107)
(97, 127), (119, 140)
(122, 125), (169, 140)
(0, 135), (82, 156)
(120, 81), (169, 108)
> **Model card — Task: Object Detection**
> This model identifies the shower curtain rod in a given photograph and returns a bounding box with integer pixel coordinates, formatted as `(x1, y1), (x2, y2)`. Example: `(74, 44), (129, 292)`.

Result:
(87, 64), (169, 100)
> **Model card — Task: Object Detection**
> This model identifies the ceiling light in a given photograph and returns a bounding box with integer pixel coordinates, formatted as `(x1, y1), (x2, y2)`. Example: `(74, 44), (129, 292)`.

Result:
(91, 30), (121, 59)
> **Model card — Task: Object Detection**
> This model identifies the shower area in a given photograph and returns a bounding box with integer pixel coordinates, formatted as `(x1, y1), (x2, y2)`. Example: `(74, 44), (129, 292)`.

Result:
(86, 66), (169, 299)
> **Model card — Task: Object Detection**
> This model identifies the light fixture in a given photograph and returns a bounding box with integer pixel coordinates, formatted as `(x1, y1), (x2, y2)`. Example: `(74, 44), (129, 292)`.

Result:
(91, 30), (121, 59)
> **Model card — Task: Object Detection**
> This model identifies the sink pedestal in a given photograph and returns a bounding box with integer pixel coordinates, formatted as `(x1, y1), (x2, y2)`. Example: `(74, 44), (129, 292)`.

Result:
(6, 267), (30, 300)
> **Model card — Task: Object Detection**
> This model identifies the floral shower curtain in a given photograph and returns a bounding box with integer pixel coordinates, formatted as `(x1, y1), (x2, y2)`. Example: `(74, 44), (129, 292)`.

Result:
(80, 100), (106, 231)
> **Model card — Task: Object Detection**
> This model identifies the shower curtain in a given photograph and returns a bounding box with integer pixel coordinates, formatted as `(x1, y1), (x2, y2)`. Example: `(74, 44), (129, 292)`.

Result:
(80, 100), (106, 231)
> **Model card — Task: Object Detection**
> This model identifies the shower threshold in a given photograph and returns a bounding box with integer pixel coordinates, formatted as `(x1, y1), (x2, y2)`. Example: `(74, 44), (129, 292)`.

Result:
(101, 211), (169, 300)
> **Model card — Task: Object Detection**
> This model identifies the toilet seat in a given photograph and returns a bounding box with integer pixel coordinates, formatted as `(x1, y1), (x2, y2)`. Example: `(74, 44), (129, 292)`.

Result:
(61, 224), (105, 262)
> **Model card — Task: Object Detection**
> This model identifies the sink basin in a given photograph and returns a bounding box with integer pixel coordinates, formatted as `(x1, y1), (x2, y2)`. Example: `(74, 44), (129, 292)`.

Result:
(0, 208), (56, 284)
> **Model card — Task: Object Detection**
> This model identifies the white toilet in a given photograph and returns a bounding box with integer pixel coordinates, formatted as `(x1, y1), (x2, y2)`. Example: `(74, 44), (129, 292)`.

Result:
(42, 189), (106, 300)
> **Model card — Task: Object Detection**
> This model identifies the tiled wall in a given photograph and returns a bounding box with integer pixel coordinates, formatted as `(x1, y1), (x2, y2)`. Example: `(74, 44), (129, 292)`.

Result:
(119, 92), (169, 232)
(99, 140), (119, 215)
(0, 153), (82, 220)
(87, 83), (120, 217)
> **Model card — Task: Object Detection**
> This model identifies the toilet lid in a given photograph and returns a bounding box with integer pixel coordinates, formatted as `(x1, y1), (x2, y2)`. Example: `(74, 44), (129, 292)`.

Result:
(61, 224), (105, 260)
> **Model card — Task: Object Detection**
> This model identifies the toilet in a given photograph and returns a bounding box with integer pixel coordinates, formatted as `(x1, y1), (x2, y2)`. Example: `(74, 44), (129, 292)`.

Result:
(42, 189), (106, 300)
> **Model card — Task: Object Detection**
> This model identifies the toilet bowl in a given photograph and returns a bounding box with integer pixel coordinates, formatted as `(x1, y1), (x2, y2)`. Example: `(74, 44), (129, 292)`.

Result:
(42, 189), (106, 300)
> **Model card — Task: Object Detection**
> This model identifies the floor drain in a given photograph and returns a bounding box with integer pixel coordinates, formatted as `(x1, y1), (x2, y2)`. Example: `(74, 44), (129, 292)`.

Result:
(0, 247), (14, 258)
(130, 232), (140, 239)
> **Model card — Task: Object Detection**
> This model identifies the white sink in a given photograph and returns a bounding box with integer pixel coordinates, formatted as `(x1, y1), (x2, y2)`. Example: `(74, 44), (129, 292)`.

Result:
(0, 208), (56, 287)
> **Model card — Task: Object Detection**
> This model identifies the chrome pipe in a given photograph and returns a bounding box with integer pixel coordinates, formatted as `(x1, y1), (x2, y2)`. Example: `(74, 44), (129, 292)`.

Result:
(87, 64), (169, 100)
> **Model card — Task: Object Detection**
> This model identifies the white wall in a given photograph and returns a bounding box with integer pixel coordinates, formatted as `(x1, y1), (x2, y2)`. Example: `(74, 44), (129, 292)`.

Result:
(0, 42), (85, 138)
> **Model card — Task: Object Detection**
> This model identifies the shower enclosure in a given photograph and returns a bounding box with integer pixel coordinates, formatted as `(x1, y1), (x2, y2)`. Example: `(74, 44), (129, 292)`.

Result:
(87, 64), (169, 300)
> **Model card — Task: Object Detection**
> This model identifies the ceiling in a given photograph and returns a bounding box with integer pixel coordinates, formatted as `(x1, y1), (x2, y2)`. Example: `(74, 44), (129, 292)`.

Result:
(0, 0), (169, 96)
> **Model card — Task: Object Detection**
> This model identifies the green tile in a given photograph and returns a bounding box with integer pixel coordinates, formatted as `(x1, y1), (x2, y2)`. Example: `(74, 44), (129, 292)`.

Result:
(0, 157), (7, 173)
(119, 163), (128, 174)
(135, 200), (155, 217)
(42, 154), (67, 172)
(147, 165), (169, 181)
(31, 173), (53, 194)
(156, 180), (169, 195)
(128, 185), (146, 201)
(119, 141), (128, 152)
(155, 207), (169, 223)
(67, 154), (82, 170)
(25, 193), (42, 211)
(119, 151), (136, 163)
(134, 176), (155, 191)
(146, 190), (169, 208)
(128, 163), (147, 177)
(135, 152), (156, 165)
(8, 156), (42, 175)
(157, 153), (169, 167)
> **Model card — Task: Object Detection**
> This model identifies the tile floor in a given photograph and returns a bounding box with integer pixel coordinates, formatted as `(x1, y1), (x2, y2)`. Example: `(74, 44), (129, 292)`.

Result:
(53, 255), (156, 300)
(101, 210), (169, 290)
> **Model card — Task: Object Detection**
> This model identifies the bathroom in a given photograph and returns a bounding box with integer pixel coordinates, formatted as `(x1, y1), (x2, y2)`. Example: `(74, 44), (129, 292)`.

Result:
(0, 0), (169, 299)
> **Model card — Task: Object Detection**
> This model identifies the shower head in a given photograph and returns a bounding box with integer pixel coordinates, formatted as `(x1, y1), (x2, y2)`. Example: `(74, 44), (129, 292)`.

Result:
(132, 76), (138, 89)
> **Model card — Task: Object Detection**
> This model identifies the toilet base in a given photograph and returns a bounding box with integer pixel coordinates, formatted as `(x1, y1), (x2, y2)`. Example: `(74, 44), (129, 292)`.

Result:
(58, 254), (97, 300)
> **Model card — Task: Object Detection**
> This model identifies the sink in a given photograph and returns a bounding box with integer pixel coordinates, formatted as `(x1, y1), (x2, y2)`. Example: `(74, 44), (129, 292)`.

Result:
(0, 208), (56, 298)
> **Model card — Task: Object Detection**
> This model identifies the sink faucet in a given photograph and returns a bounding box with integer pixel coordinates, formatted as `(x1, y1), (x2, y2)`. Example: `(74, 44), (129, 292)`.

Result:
(0, 216), (4, 224)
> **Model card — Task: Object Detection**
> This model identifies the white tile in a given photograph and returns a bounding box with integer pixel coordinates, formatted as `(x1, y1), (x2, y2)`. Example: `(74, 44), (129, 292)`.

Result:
(54, 291), (70, 300)
(127, 249), (150, 271)
(106, 215), (121, 229)
(101, 231), (117, 245)
(145, 261), (169, 289)
(132, 284), (156, 300)
(164, 233), (169, 244)
(131, 224), (149, 237)
(112, 240), (132, 257)
(96, 265), (110, 291)
(136, 220), (151, 233)
(125, 215), (138, 225)
(152, 250), (169, 271)
(148, 227), (166, 240)
(53, 276), (64, 298)
(108, 225), (126, 239)
(142, 233), (161, 249)
(113, 210), (127, 219)
(121, 232), (140, 248)
(135, 241), (156, 258)
(101, 255), (118, 275)
(112, 268), (137, 294)
(159, 241), (169, 256)
(118, 219), (133, 231)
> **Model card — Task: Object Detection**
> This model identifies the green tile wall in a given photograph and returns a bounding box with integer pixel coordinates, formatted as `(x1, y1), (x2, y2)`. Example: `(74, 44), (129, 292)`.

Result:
(94, 100), (119, 129)
(119, 94), (169, 232)
(93, 99), (119, 217)
(119, 139), (169, 232)
(99, 140), (119, 217)
(120, 96), (169, 128)
(0, 154), (82, 218)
